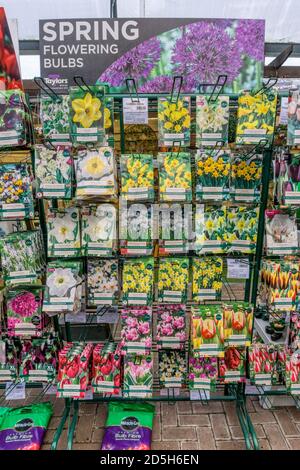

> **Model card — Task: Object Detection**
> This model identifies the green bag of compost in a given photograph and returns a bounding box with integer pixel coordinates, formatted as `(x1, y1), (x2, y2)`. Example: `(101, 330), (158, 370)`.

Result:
(101, 401), (155, 450)
(0, 402), (52, 450)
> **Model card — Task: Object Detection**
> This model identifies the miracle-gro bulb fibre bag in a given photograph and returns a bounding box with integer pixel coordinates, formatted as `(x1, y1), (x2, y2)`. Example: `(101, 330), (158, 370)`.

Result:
(0, 402), (53, 450)
(101, 401), (155, 450)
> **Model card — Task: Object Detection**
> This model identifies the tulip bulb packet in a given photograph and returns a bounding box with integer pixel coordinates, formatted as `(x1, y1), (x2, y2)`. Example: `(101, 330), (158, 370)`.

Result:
(191, 305), (224, 357)
(40, 94), (71, 145)
(287, 89), (300, 146)
(265, 210), (298, 255)
(120, 154), (155, 201)
(159, 350), (186, 389)
(121, 307), (152, 355)
(289, 313), (300, 350)
(285, 351), (300, 395)
(195, 204), (227, 254)
(57, 342), (93, 398)
(0, 90), (29, 147)
(158, 257), (189, 303)
(223, 302), (254, 347)
(231, 153), (262, 203)
(75, 146), (117, 199)
(6, 287), (44, 337)
(69, 85), (105, 145)
(92, 342), (122, 395)
(158, 96), (191, 147)
(122, 257), (154, 306)
(19, 336), (60, 383)
(0, 336), (20, 382)
(192, 257), (223, 301)
(219, 347), (246, 383)
(276, 153), (300, 205)
(248, 344), (278, 386)
(81, 204), (117, 256)
(87, 259), (118, 306)
(47, 208), (81, 257)
(188, 354), (218, 392)
(43, 261), (83, 314)
(236, 90), (277, 146)
(158, 203), (190, 254)
(35, 145), (73, 199)
(123, 354), (153, 398)
(0, 164), (34, 220)
(195, 150), (230, 201)
(120, 204), (153, 255)
(0, 402), (53, 450)
(158, 152), (192, 202)
(101, 402), (155, 450)
(196, 95), (229, 147)
(156, 304), (186, 350)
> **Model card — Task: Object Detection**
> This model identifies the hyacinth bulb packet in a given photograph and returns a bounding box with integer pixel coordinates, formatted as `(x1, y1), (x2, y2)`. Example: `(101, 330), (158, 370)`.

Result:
(156, 304), (186, 350)
(121, 307), (152, 355)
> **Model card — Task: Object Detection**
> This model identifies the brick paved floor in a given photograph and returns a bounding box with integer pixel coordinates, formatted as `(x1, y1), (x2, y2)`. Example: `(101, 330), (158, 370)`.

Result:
(23, 394), (300, 450)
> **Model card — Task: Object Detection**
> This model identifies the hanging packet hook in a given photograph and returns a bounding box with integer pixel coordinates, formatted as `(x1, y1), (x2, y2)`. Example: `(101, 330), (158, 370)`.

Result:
(243, 138), (269, 158)
(125, 77), (140, 103)
(208, 139), (225, 158)
(208, 75), (227, 103)
(255, 78), (278, 96)
(73, 76), (95, 96)
(43, 138), (56, 151)
(34, 77), (62, 102)
(170, 76), (183, 104)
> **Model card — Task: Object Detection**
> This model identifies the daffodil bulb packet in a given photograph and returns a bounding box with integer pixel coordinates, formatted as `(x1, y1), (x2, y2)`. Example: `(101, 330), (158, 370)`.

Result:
(87, 258), (119, 306)
(236, 90), (277, 146)
(287, 89), (300, 146)
(35, 145), (73, 199)
(122, 257), (154, 306)
(188, 355), (218, 392)
(43, 260), (83, 314)
(195, 204), (227, 254)
(195, 150), (230, 201)
(265, 210), (298, 255)
(158, 152), (192, 202)
(121, 307), (152, 355)
(158, 350), (186, 389)
(120, 154), (154, 201)
(158, 203), (190, 255)
(47, 207), (81, 257)
(123, 354), (153, 399)
(69, 85), (105, 144)
(156, 304), (186, 350)
(223, 302), (253, 347)
(0, 230), (44, 286)
(230, 153), (262, 202)
(191, 305), (225, 358)
(0, 163), (34, 220)
(192, 256), (223, 301)
(75, 146), (117, 199)
(40, 94), (71, 145)
(157, 257), (189, 303)
(158, 96), (191, 147)
(196, 95), (229, 147)
(226, 206), (259, 253)
(81, 204), (117, 256)
(120, 204), (153, 255)
(218, 347), (246, 383)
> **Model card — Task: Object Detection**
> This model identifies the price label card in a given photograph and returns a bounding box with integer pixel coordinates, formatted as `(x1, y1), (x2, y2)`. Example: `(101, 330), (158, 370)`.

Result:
(227, 258), (250, 279)
(123, 98), (148, 124)
(5, 382), (25, 400)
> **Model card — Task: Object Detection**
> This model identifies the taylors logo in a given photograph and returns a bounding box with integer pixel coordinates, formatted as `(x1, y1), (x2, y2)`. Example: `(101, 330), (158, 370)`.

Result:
(45, 74), (68, 86)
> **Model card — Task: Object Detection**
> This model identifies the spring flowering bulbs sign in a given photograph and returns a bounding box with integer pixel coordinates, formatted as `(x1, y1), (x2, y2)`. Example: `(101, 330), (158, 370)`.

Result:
(188, 355), (218, 391)
(81, 204), (117, 256)
(195, 150), (230, 201)
(0, 164), (34, 220)
(6, 288), (44, 337)
(158, 152), (192, 202)
(47, 208), (81, 257)
(158, 96), (191, 147)
(231, 153), (262, 203)
(87, 259), (118, 306)
(159, 350), (186, 388)
(192, 257), (223, 301)
(120, 154), (154, 201)
(121, 307), (152, 355)
(69, 85), (105, 144)
(75, 146), (117, 199)
(40, 95), (70, 145)
(92, 342), (122, 394)
(158, 257), (189, 303)
(123, 354), (153, 398)
(35, 145), (73, 199)
(236, 90), (277, 145)
(191, 305), (224, 357)
(265, 210), (299, 255)
(156, 304), (186, 350)
(122, 257), (154, 306)
(196, 95), (229, 146)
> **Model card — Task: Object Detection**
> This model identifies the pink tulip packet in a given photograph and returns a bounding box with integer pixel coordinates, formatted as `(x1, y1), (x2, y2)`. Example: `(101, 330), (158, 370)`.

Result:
(248, 344), (278, 386)
(121, 307), (152, 355)
(156, 304), (186, 350)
